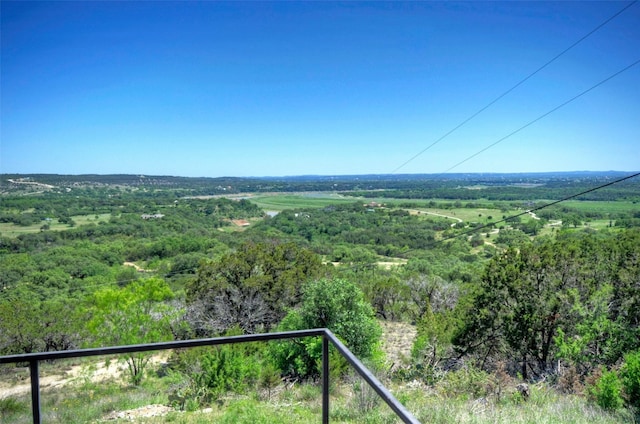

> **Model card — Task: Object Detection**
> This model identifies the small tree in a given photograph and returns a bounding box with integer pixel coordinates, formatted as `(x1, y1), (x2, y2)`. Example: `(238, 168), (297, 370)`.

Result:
(186, 241), (324, 335)
(87, 278), (177, 385)
(272, 278), (381, 379)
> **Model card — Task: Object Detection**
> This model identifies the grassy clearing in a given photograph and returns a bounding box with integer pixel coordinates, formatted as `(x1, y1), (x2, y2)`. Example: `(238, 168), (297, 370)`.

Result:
(249, 193), (359, 211)
(560, 200), (638, 214)
(409, 207), (506, 226)
(0, 214), (111, 238)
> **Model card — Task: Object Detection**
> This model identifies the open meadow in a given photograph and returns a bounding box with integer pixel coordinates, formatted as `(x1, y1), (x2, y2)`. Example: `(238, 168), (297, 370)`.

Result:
(249, 193), (358, 211)
(0, 214), (111, 238)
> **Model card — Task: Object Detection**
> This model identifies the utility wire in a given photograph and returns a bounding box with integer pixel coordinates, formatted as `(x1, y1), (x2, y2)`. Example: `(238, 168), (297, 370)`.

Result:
(425, 171), (640, 249)
(391, 0), (638, 174)
(442, 58), (640, 173)
(126, 172), (640, 276)
(2, 172), (638, 293)
(319, 172), (640, 264)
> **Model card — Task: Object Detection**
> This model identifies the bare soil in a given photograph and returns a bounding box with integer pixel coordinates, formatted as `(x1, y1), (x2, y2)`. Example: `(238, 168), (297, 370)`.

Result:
(0, 353), (167, 400)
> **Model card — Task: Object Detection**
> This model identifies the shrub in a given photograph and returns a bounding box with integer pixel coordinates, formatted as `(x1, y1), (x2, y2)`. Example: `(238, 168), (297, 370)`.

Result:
(410, 306), (457, 385)
(167, 328), (266, 405)
(556, 364), (584, 395)
(621, 350), (640, 409)
(272, 278), (382, 379)
(589, 368), (624, 411)
(196, 344), (260, 397)
(438, 364), (493, 400)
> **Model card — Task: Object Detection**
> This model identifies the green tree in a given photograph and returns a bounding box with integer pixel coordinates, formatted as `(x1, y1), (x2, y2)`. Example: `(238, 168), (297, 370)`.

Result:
(453, 244), (566, 379)
(495, 228), (530, 247)
(0, 299), (43, 354)
(0, 297), (85, 355)
(87, 278), (177, 385)
(360, 272), (408, 320)
(455, 230), (640, 379)
(186, 241), (324, 335)
(272, 278), (381, 379)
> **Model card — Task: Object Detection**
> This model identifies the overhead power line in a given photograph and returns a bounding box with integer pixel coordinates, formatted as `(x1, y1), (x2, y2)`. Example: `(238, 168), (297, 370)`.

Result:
(391, 0), (638, 174)
(111, 172), (640, 279)
(429, 171), (640, 248)
(3, 172), (637, 293)
(443, 57), (640, 173)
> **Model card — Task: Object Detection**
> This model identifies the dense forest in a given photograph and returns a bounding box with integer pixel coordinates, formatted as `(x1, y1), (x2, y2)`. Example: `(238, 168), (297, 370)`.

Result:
(0, 173), (639, 422)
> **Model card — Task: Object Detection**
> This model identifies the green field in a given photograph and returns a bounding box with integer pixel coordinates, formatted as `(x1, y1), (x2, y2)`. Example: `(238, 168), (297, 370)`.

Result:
(249, 193), (360, 211)
(0, 214), (111, 238)
(413, 207), (504, 223)
(560, 200), (639, 214)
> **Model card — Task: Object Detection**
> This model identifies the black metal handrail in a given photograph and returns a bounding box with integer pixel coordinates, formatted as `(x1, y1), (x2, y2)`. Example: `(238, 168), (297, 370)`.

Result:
(0, 328), (420, 424)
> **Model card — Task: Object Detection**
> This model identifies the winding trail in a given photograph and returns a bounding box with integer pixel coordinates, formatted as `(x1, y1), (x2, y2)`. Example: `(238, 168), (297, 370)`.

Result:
(407, 209), (463, 227)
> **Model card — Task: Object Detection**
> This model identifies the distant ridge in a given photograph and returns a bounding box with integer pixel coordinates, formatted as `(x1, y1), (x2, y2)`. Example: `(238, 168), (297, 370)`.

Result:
(1, 170), (633, 184)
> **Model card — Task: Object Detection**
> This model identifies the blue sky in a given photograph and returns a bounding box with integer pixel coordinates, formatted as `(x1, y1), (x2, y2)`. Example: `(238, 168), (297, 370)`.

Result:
(1, 1), (638, 177)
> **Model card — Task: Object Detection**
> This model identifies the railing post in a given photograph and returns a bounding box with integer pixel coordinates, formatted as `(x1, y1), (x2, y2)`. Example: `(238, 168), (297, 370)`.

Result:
(322, 333), (329, 424)
(29, 360), (41, 424)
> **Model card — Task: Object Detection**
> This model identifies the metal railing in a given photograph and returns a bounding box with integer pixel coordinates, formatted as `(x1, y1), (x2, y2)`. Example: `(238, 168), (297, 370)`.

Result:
(0, 328), (420, 424)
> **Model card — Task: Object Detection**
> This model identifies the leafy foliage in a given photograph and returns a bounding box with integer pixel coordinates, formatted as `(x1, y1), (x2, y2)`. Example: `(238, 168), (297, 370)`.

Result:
(87, 278), (178, 384)
(589, 369), (624, 411)
(1, 174), (639, 416)
(454, 230), (640, 380)
(272, 278), (381, 379)
(186, 241), (324, 335)
(621, 350), (640, 409)
(0, 297), (85, 355)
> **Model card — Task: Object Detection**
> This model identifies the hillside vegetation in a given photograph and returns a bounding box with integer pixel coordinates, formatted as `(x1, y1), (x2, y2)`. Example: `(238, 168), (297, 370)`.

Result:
(1, 173), (639, 422)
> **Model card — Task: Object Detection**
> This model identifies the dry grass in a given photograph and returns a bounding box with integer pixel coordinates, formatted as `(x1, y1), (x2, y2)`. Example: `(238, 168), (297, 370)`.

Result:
(379, 320), (417, 369)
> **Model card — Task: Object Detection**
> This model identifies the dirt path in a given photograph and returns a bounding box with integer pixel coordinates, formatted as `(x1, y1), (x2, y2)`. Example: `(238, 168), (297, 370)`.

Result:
(0, 361), (121, 399)
(527, 210), (540, 220)
(407, 209), (464, 227)
(124, 261), (147, 272)
(0, 353), (167, 400)
(7, 179), (55, 189)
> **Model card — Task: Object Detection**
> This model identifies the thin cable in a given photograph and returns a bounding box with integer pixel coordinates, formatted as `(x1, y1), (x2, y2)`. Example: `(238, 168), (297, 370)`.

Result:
(443, 58), (640, 173)
(2, 173), (637, 292)
(424, 171), (640, 249)
(391, 0), (638, 174)
(328, 172), (640, 264)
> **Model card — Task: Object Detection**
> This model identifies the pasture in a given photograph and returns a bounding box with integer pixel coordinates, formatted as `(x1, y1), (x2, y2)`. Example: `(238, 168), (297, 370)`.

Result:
(0, 214), (111, 238)
(249, 192), (359, 211)
(559, 200), (638, 214)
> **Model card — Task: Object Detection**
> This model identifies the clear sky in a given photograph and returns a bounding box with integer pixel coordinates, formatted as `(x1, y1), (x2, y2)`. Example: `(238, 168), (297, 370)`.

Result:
(1, 1), (638, 177)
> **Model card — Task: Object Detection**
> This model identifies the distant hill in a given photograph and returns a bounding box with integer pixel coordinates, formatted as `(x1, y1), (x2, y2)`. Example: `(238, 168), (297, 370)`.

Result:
(1, 171), (637, 202)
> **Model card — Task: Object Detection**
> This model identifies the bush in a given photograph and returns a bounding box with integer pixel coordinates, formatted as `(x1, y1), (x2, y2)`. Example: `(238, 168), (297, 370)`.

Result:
(621, 350), (640, 409)
(410, 307), (457, 385)
(167, 329), (266, 405)
(272, 278), (382, 379)
(438, 364), (493, 400)
(196, 344), (260, 397)
(589, 368), (624, 411)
